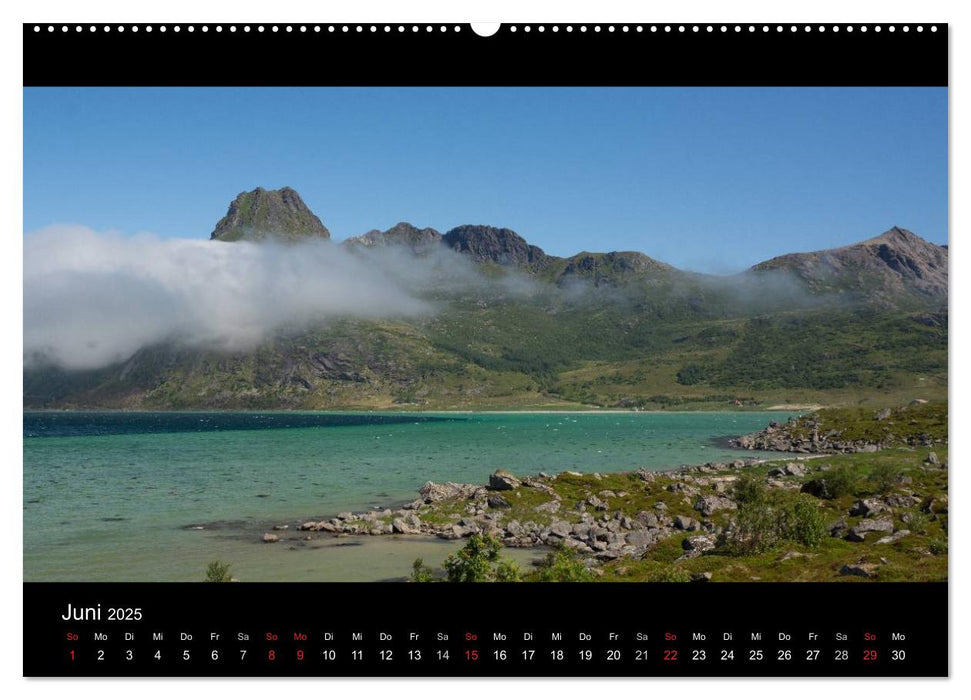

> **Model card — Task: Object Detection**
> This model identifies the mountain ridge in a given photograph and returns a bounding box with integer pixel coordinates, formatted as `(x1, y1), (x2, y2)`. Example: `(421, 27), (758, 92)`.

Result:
(337, 217), (945, 298)
(208, 188), (947, 297)
(750, 226), (947, 300)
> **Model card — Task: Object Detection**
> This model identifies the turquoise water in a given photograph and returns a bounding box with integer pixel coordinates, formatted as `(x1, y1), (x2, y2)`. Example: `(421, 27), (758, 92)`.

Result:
(23, 410), (793, 582)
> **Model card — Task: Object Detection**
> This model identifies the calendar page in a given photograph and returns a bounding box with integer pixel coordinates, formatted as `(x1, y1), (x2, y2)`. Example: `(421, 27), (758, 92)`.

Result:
(22, 21), (948, 677)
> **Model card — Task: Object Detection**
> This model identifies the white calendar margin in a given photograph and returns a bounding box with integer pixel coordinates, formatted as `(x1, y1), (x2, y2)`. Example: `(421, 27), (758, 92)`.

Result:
(1, 1), (964, 699)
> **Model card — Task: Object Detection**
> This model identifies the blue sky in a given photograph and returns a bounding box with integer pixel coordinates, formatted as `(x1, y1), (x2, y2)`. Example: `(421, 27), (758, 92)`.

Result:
(23, 86), (947, 273)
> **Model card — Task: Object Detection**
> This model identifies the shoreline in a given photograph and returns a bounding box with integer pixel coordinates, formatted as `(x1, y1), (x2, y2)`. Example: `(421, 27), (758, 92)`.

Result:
(251, 446), (946, 583)
(186, 429), (821, 535)
(24, 407), (806, 416)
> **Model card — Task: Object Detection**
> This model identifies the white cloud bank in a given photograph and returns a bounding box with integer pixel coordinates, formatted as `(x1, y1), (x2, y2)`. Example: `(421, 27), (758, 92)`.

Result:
(24, 226), (450, 370)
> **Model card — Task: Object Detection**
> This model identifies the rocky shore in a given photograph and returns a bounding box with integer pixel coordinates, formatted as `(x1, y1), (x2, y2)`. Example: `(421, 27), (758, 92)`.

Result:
(730, 403), (946, 453)
(265, 454), (941, 573)
(731, 419), (883, 453)
(288, 462), (762, 558)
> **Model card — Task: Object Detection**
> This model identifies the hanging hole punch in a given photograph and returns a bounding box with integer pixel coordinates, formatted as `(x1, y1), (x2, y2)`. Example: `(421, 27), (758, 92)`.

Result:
(471, 23), (501, 38)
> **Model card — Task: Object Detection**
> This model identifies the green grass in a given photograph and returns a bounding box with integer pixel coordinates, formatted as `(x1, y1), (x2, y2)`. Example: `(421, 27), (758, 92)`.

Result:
(782, 401), (948, 444)
(24, 286), (947, 411)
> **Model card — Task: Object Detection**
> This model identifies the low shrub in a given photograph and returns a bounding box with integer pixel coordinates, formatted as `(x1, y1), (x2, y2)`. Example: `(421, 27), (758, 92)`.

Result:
(442, 533), (520, 582)
(648, 566), (691, 583)
(779, 494), (826, 548)
(204, 560), (233, 583)
(869, 462), (904, 494)
(410, 557), (434, 582)
(733, 471), (768, 507)
(905, 510), (929, 535)
(537, 545), (594, 582)
(802, 466), (858, 499)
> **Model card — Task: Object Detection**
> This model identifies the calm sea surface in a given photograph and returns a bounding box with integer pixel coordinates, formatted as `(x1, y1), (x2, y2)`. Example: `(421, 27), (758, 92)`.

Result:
(23, 411), (794, 582)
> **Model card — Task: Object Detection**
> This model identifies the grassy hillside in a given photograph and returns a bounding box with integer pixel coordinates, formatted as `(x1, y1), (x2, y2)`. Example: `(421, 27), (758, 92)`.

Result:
(24, 287), (948, 410)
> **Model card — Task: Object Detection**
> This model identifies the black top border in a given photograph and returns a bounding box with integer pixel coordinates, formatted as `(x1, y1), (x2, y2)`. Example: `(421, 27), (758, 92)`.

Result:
(25, 23), (947, 87)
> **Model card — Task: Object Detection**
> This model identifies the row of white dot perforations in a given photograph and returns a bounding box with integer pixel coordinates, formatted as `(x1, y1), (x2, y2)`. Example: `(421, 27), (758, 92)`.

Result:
(32, 24), (939, 34)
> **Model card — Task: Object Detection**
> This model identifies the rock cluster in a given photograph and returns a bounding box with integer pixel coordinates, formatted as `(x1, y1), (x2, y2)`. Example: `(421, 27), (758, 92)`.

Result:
(839, 562), (879, 578)
(825, 492), (929, 546)
(417, 481), (485, 504)
(694, 495), (736, 517)
(280, 459), (831, 553)
(294, 491), (686, 563)
(732, 418), (886, 454)
(845, 518), (894, 542)
(296, 509), (424, 537)
(282, 466), (773, 562)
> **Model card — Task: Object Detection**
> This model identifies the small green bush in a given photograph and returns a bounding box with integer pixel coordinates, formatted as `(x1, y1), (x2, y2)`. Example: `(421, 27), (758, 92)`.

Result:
(823, 466), (859, 498)
(493, 559), (522, 582)
(905, 510), (929, 535)
(726, 500), (779, 555)
(442, 533), (519, 582)
(410, 557), (434, 582)
(726, 487), (827, 555)
(779, 495), (826, 548)
(537, 545), (594, 582)
(204, 560), (233, 583)
(733, 471), (768, 507)
(869, 462), (903, 494)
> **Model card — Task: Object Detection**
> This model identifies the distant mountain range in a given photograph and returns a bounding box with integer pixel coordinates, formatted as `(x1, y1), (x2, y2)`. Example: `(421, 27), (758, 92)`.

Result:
(218, 187), (947, 299)
(24, 187), (948, 410)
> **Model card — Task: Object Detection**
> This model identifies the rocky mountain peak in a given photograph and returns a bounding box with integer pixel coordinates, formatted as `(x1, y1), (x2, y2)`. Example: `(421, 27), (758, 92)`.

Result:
(864, 225), (929, 245)
(442, 224), (553, 270)
(751, 226), (947, 301)
(344, 222), (443, 253)
(210, 187), (330, 242)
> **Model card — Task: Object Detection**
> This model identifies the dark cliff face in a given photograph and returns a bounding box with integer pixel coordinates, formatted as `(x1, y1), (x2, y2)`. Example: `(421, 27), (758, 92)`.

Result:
(441, 224), (555, 270)
(344, 222), (443, 254)
(210, 187), (331, 242)
(750, 227), (948, 300)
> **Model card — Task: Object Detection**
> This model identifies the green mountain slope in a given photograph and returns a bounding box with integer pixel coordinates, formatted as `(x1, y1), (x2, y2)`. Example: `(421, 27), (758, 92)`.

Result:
(24, 302), (947, 411)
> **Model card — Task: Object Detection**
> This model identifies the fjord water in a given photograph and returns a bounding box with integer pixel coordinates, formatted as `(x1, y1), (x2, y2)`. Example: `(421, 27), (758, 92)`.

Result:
(24, 411), (793, 582)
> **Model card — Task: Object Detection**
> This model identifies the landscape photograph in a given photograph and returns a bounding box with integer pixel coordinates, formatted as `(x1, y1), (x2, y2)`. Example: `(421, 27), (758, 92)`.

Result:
(23, 86), (947, 584)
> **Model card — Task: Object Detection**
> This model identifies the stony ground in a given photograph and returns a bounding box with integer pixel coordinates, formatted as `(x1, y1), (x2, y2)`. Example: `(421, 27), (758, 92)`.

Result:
(267, 443), (947, 583)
